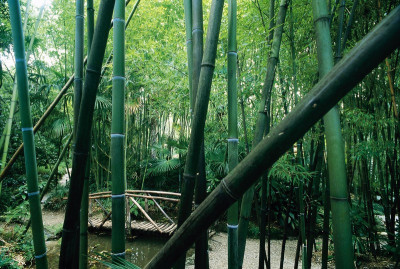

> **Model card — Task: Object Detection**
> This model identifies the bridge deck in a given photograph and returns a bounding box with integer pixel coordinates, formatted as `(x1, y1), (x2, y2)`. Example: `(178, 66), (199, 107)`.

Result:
(88, 217), (177, 236)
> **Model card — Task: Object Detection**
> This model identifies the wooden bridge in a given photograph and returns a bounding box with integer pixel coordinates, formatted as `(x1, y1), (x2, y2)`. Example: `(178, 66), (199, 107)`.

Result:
(87, 190), (180, 236)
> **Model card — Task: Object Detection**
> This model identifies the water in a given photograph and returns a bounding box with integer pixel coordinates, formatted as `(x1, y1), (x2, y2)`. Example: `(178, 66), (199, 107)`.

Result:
(46, 234), (168, 268)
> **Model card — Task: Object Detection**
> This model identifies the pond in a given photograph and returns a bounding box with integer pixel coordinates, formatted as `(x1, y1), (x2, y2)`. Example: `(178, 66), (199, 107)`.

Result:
(46, 234), (169, 268)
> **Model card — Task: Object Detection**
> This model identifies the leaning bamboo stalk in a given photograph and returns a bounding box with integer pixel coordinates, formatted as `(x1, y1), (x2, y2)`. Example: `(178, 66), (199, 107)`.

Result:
(59, 0), (116, 266)
(312, 0), (354, 267)
(7, 0), (48, 267)
(174, 0), (224, 266)
(79, 0), (94, 266)
(190, 0), (209, 267)
(144, 9), (400, 268)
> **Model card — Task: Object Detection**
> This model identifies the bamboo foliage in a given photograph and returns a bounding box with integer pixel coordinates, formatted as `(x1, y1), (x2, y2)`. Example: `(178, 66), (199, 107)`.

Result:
(312, 0), (354, 267)
(111, 0), (126, 260)
(227, 0), (238, 266)
(7, 0), (48, 268)
(59, 0), (116, 266)
(144, 9), (400, 267)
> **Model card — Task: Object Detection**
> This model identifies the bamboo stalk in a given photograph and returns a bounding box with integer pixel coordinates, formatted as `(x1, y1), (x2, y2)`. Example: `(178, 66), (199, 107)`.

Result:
(144, 9), (400, 268)
(174, 0), (224, 266)
(238, 1), (288, 266)
(59, 0), (116, 266)
(312, 0), (354, 267)
(79, 0), (95, 266)
(7, 0), (48, 267)
(227, 0), (238, 266)
(111, 0), (126, 259)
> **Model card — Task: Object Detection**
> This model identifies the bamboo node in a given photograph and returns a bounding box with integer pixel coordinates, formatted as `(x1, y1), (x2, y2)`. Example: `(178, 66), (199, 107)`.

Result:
(227, 138), (239, 143)
(201, 62), (215, 68)
(34, 251), (47, 259)
(27, 191), (39, 197)
(15, 57), (25, 63)
(113, 18), (125, 23)
(192, 28), (203, 34)
(228, 51), (237, 56)
(183, 173), (196, 180)
(75, 15), (84, 19)
(227, 224), (238, 229)
(221, 179), (239, 201)
(86, 68), (101, 76)
(21, 127), (33, 132)
(314, 15), (330, 24)
(111, 133), (125, 138)
(112, 194), (125, 199)
(330, 196), (348, 201)
(112, 76), (126, 81)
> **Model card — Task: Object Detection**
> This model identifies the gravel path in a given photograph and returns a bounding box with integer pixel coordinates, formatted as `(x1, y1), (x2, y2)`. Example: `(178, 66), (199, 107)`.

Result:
(187, 233), (320, 269)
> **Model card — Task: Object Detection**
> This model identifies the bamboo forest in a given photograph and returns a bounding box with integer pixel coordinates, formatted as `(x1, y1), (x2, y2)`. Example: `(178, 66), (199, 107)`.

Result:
(0, 0), (400, 267)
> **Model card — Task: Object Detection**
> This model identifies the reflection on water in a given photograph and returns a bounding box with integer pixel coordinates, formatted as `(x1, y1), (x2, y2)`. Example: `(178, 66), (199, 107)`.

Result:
(47, 234), (168, 268)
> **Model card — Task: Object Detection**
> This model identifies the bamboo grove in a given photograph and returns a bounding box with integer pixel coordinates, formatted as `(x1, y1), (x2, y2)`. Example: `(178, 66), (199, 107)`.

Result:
(1, 0), (400, 268)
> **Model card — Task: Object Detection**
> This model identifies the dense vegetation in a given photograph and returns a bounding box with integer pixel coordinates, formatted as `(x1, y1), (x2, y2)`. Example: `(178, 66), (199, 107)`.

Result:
(0, 0), (399, 268)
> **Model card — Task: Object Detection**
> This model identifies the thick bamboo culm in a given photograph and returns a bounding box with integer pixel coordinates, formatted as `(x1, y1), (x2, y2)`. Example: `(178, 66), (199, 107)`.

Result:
(312, 0), (355, 267)
(59, 0), (116, 266)
(144, 8), (400, 268)
(111, 0), (126, 260)
(7, 0), (48, 267)
(79, 0), (95, 266)
(227, 0), (238, 266)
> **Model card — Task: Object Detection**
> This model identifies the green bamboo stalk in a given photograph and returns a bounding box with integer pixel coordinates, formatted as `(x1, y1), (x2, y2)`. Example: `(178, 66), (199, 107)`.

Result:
(174, 0), (224, 266)
(190, 0), (209, 267)
(144, 9), (400, 268)
(183, 0), (193, 111)
(312, 0), (354, 268)
(24, 134), (73, 233)
(259, 2), (275, 268)
(227, 0), (238, 266)
(1, 3), (45, 175)
(238, 1), (288, 267)
(299, 178), (307, 269)
(111, 0), (126, 261)
(79, 0), (95, 266)
(59, 0), (116, 266)
(0, 0), (136, 182)
(7, 0), (48, 267)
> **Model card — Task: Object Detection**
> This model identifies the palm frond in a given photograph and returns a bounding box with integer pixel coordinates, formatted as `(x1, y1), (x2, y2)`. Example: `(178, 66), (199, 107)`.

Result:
(146, 158), (181, 176)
